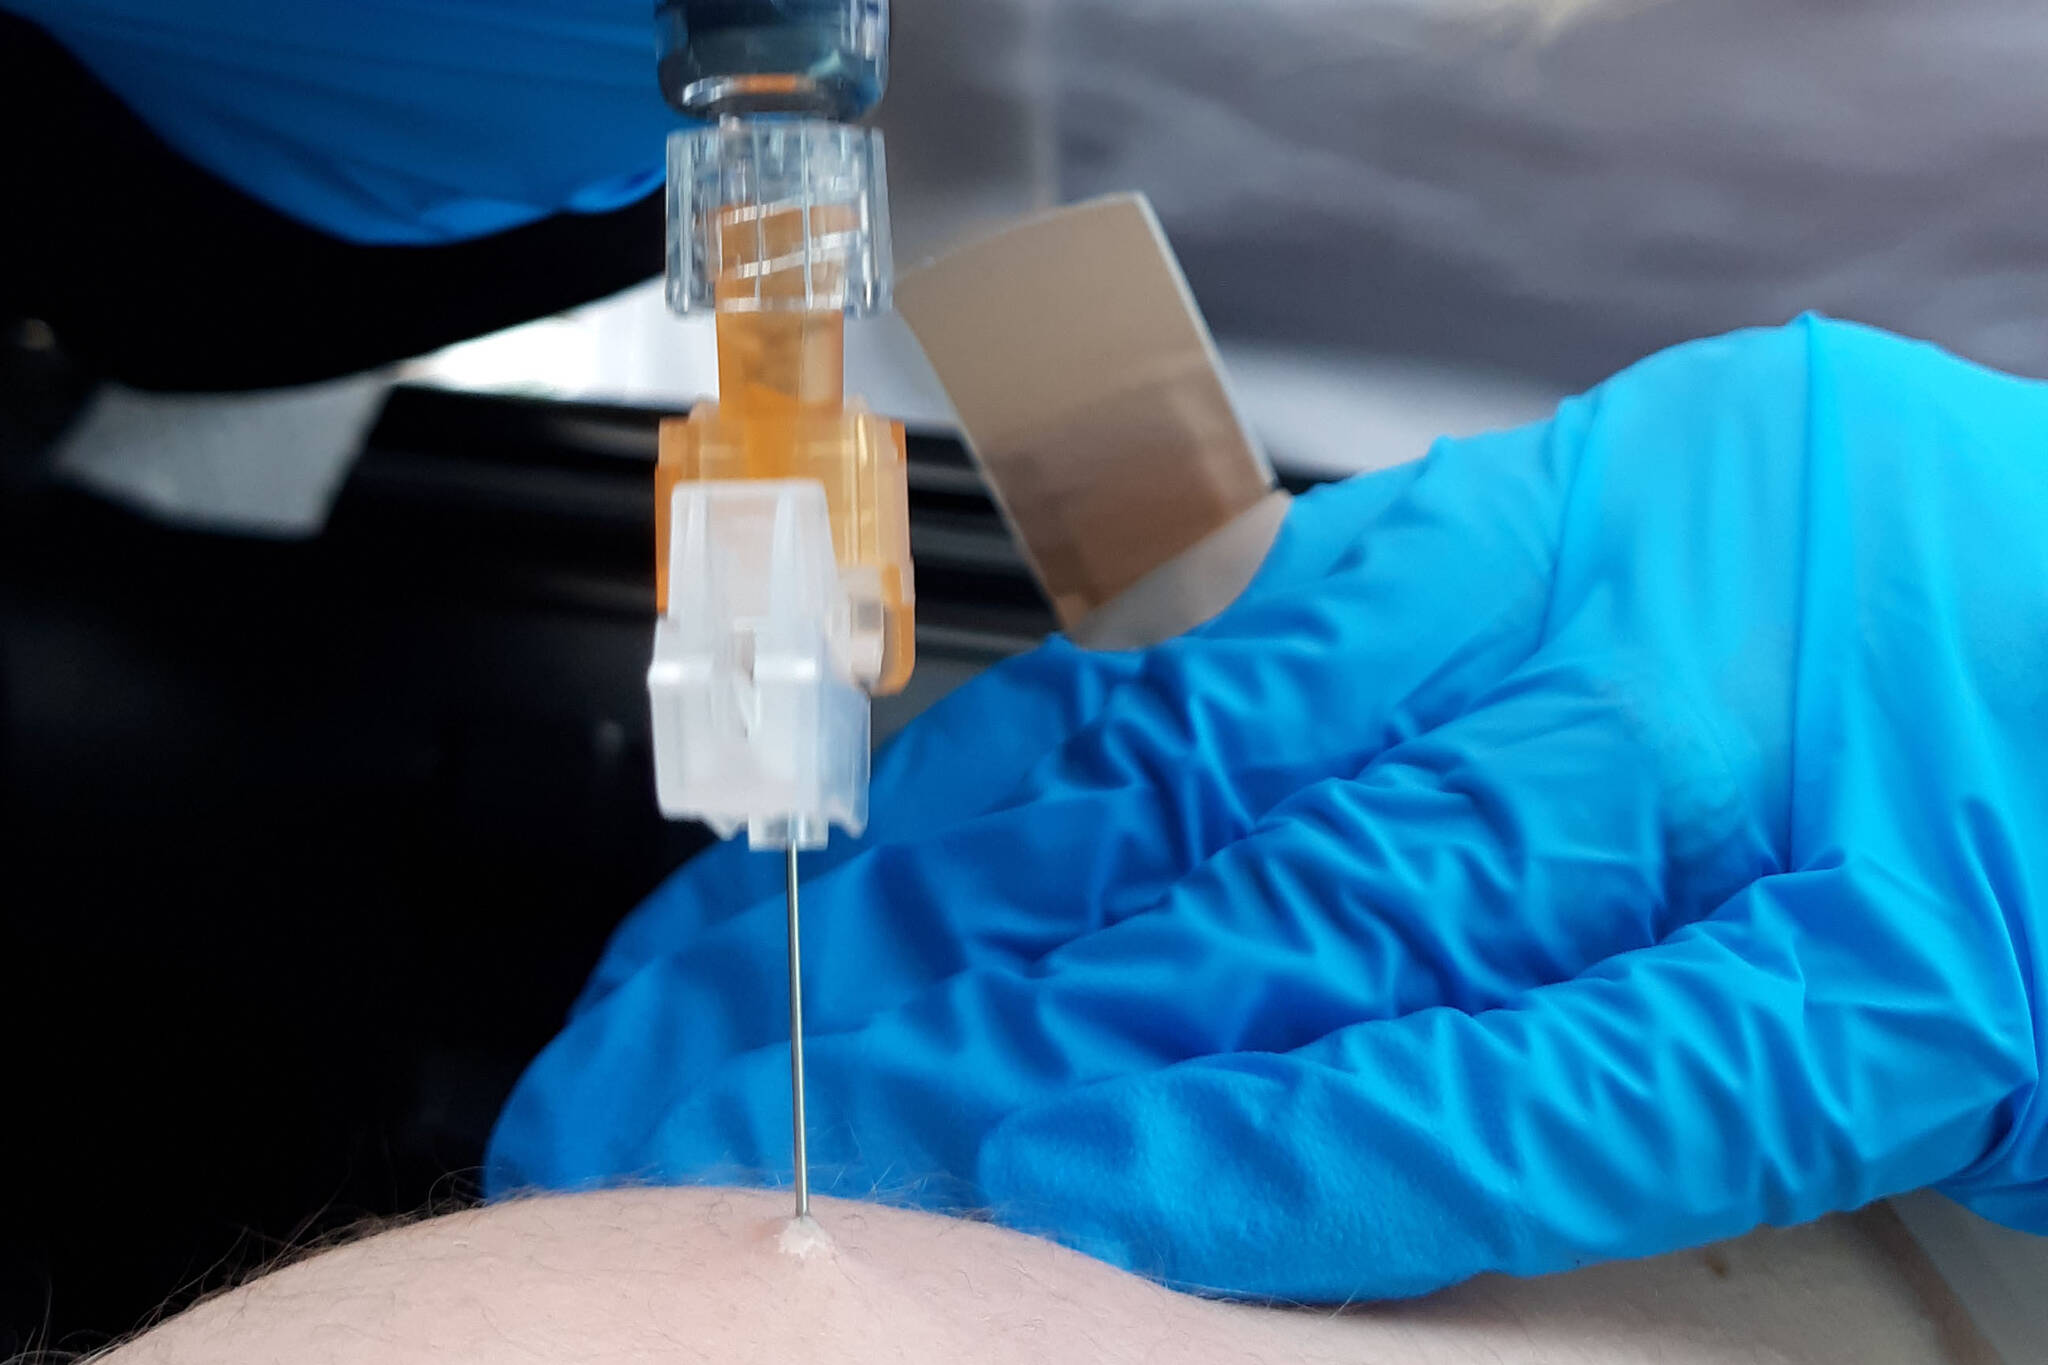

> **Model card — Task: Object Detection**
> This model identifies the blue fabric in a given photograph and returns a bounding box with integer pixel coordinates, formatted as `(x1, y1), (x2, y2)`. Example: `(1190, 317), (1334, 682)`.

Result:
(3, 0), (676, 244)
(489, 317), (2048, 1300)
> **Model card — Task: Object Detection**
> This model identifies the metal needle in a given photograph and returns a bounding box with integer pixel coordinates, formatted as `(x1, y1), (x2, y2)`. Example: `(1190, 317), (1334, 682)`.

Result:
(785, 838), (810, 1221)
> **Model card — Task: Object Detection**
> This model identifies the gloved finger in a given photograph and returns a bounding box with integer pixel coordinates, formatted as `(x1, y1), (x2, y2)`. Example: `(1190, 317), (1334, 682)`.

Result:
(583, 460), (1455, 1008)
(977, 864), (2035, 1302)
(516, 649), (1734, 1199)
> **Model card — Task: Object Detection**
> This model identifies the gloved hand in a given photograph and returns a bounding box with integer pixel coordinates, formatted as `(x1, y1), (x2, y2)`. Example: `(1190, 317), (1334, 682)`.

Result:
(488, 316), (2048, 1301)
(3, 0), (675, 243)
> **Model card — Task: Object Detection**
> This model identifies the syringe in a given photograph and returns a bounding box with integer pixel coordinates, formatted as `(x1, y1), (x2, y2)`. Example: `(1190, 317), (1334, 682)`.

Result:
(646, 1), (911, 1223)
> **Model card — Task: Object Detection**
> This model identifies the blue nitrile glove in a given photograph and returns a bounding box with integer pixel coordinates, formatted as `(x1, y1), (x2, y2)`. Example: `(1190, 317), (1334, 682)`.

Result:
(2, 0), (675, 243)
(488, 316), (2048, 1301)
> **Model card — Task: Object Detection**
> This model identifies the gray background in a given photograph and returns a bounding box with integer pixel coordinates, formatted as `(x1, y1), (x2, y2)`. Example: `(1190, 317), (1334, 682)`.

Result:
(881, 0), (2048, 388)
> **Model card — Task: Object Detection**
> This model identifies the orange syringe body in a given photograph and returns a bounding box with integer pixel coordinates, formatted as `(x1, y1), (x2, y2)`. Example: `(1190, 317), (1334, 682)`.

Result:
(654, 202), (916, 697)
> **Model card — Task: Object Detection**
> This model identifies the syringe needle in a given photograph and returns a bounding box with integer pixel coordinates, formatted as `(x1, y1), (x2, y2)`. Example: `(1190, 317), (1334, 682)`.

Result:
(785, 838), (810, 1221)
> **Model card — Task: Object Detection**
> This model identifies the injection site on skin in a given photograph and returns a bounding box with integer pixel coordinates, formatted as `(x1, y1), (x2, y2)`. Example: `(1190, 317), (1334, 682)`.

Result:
(778, 1214), (834, 1260)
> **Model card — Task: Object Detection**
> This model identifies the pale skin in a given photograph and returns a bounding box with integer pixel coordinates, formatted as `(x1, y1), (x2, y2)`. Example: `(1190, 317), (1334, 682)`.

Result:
(105, 1188), (1996, 1365)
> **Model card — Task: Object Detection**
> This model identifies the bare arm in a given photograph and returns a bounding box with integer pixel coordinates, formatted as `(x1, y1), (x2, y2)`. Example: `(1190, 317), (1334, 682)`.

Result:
(104, 1188), (1993, 1365)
